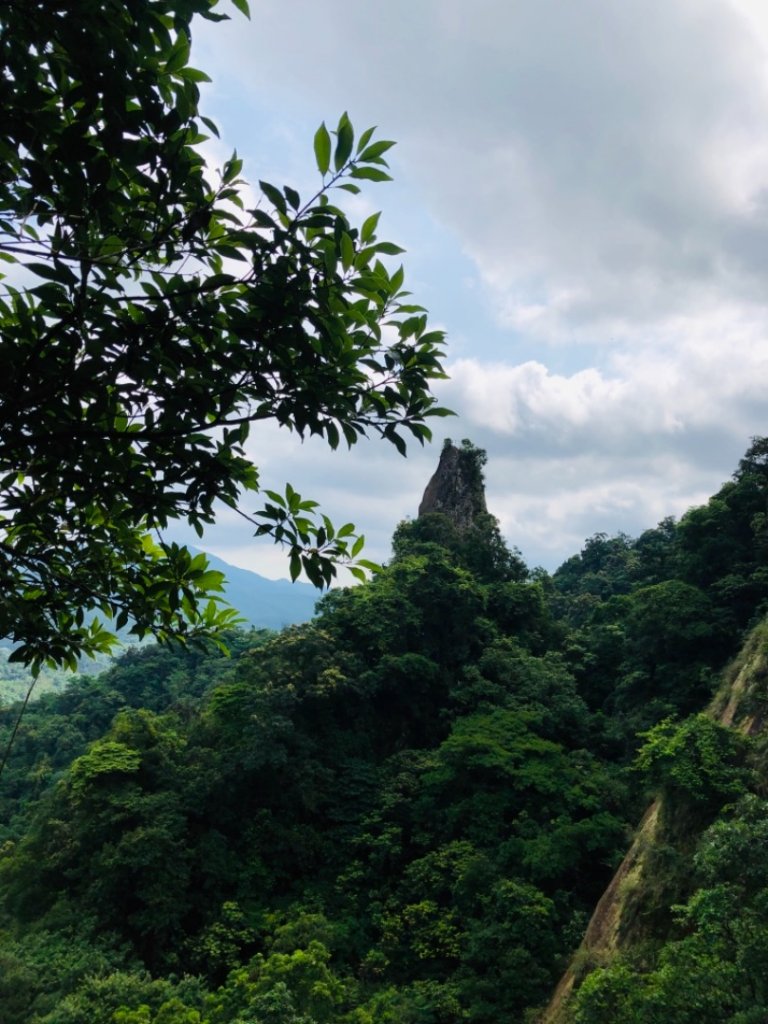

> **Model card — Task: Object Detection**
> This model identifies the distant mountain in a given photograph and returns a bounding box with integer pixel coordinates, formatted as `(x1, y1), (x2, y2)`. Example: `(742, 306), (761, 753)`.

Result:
(0, 551), (318, 706)
(0, 550), (318, 648)
(200, 550), (319, 630)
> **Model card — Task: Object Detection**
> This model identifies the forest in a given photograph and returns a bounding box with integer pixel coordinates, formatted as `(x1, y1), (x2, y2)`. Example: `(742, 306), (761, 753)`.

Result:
(2, 438), (768, 1024)
(4, 2), (768, 1020)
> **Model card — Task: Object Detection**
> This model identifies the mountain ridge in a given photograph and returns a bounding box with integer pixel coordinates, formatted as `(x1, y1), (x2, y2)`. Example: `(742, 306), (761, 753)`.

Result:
(197, 549), (318, 630)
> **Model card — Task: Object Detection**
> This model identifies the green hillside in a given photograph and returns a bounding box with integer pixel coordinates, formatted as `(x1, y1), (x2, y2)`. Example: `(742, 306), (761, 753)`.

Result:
(0, 556), (317, 708)
(543, 623), (768, 1024)
(0, 440), (766, 1024)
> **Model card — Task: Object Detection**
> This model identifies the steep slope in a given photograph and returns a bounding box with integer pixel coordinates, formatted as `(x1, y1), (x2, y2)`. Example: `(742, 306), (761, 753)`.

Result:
(540, 618), (768, 1023)
(0, 552), (317, 706)
(0, 442), (633, 1024)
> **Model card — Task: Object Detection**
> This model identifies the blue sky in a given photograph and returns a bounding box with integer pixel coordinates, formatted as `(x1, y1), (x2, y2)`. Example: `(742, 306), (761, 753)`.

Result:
(177, 0), (768, 579)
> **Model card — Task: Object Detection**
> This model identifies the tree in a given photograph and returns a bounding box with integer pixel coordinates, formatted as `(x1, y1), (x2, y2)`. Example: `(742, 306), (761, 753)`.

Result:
(0, 0), (448, 668)
(635, 714), (749, 822)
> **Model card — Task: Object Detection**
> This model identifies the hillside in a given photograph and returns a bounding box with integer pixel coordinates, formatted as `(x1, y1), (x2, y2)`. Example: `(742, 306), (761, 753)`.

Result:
(542, 617), (768, 1023)
(0, 438), (766, 1024)
(0, 552), (317, 707)
(199, 550), (318, 630)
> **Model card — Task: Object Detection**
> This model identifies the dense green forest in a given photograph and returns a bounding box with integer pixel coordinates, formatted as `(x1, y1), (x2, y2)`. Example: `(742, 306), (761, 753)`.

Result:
(1, 439), (768, 1023)
(0, 554), (317, 710)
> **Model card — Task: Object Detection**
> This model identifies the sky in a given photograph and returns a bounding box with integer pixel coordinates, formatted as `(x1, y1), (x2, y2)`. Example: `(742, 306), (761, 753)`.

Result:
(179, 0), (768, 579)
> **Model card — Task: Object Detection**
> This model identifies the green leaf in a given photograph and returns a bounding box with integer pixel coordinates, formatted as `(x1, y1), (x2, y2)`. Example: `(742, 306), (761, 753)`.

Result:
(27, 260), (78, 286)
(340, 231), (355, 271)
(341, 423), (359, 447)
(166, 36), (191, 73)
(202, 273), (237, 290)
(260, 180), (287, 215)
(360, 212), (380, 244)
(223, 154), (243, 182)
(356, 126), (376, 153)
(180, 66), (212, 83)
(314, 122), (331, 175)
(194, 570), (226, 590)
(355, 559), (381, 573)
(31, 281), (68, 305)
(359, 139), (396, 162)
(416, 329), (445, 346)
(211, 244), (248, 262)
(375, 241), (405, 256)
(251, 209), (276, 229)
(289, 551), (301, 581)
(350, 166), (393, 183)
(264, 490), (286, 508)
(334, 112), (355, 171)
(231, 0), (251, 17)
(388, 431), (407, 456)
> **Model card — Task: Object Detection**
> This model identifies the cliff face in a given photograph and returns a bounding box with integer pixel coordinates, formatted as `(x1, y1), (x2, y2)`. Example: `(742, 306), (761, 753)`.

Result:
(540, 618), (768, 1023)
(418, 441), (488, 530)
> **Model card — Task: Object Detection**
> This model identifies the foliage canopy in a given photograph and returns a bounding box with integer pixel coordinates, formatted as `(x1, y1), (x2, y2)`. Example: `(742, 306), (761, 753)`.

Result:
(0, 0), (448, 667)
(2, 438), (768, 1022)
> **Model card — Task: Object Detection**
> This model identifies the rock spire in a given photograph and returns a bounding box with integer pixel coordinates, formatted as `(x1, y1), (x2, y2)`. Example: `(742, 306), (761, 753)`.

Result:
(418, 440), (489, 531)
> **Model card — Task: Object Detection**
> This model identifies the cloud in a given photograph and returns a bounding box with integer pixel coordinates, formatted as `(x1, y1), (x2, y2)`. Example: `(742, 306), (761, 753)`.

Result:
(444, 305), (768, 454)
(412, 0), (768, 339)
(438, 299), (768, 567)
(485, 449), (717, 570)
(198, 0), (768, 341)
(186, 0), (768, 576)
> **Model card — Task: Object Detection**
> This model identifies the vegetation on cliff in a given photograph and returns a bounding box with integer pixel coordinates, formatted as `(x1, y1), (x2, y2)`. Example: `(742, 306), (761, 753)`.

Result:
(0, 439), (767, 1022)
(4, 2), (767, 1019)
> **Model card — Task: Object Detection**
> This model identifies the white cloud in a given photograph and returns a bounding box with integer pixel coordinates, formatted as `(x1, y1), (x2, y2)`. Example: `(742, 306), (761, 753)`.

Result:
(197, 0), (768, 338)
(445, 360), (629, 438)
(434, 0), (768, 339)
(185, 0), (768, 577)
(486, 452), (717, 569)
(437, 298), (768, 567)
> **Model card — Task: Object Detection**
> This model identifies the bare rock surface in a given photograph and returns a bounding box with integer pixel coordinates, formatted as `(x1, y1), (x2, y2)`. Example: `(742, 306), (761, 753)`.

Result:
(418, 441), (488, 530)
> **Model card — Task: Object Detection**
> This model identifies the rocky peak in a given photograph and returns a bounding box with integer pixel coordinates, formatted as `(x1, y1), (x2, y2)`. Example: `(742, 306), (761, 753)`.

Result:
(418, 440), (489, 531)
